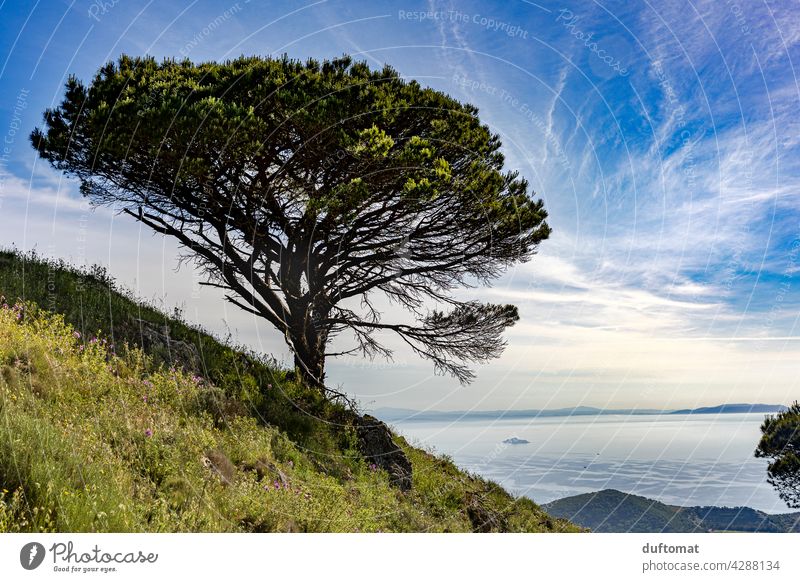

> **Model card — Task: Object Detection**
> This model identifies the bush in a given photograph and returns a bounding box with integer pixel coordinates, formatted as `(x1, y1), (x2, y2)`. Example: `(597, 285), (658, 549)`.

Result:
(756, 402), (800, 508)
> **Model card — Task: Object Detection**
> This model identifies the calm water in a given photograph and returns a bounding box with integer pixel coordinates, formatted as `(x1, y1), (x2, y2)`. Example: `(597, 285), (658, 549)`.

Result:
(391, 413), (791, 513)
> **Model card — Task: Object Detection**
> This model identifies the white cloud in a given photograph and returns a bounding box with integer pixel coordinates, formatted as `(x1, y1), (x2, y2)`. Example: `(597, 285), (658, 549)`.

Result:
(1, 172), (96, 214)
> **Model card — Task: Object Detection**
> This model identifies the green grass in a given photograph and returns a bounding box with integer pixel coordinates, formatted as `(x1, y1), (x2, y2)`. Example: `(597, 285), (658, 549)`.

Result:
(0, 249), (579, 532)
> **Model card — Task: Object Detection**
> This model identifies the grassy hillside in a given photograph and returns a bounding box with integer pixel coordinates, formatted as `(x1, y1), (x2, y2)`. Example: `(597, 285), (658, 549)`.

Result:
(543, 489), (800, 533)
(0, 249), (578, 532)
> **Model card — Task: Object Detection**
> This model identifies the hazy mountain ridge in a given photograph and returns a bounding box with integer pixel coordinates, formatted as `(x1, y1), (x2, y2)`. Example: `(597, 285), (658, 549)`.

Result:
(376, 403), (787, 422)
(668, 404), (784, 415)
(543, 489), (800, 533)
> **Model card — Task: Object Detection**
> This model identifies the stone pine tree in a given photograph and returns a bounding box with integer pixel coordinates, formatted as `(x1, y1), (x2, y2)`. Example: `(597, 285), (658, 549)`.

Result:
(31, 55), (551, 392)
(756, 402), (800, 508)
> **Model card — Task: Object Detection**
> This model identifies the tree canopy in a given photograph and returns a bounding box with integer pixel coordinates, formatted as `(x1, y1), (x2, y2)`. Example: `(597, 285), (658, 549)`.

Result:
(31, 54), (550, 391)
(756, 402), (800, 508)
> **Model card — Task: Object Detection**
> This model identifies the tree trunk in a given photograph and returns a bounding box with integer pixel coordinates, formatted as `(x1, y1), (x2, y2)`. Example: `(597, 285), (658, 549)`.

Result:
(293, 347), (325, 390)
(289, 309), (328, 391)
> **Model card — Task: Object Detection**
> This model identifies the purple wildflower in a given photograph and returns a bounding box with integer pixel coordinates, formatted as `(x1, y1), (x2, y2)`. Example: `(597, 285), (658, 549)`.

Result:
(144, 429), (153, 438)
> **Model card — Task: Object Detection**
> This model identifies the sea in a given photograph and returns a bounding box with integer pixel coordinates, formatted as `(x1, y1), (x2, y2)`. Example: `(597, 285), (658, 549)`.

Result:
(390, 412), (792, 513)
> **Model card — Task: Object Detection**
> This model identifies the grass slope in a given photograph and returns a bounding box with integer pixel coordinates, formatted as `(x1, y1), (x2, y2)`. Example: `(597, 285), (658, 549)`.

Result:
(0, 250), (577, 532)
(543, 489), (800, 533)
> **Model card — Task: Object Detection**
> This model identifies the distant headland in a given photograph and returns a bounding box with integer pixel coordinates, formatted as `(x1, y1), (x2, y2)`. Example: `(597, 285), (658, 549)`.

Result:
(375, 403), (787, 423)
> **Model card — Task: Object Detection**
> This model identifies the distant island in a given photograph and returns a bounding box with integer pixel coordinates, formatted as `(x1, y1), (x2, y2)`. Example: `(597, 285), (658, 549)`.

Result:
(543, 489), (800, 533)
(375, 403), (787, 423)
(502, 437), (530, 445)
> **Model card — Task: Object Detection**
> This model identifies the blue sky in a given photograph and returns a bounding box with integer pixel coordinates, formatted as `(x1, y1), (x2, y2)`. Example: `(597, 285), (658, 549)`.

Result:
(0, 0), (798, 411)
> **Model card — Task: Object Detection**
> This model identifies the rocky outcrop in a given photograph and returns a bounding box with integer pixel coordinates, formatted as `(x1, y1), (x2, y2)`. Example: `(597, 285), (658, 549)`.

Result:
(134, 318), (202, 373)
(196, 385), (249, 426)
(465, 492), (508, 532)
(240, 458), (290, 487)
(202, 450), (236, 485)
(355, 414), (412, 491)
